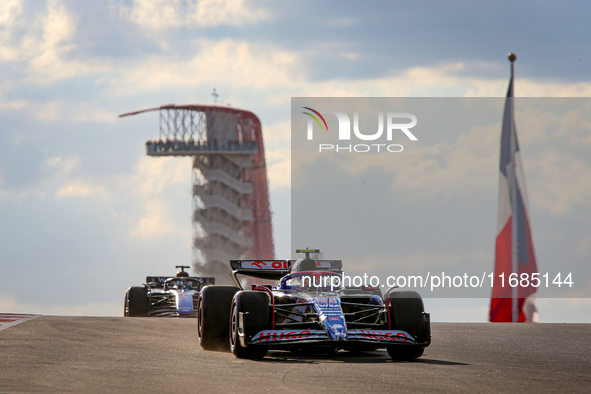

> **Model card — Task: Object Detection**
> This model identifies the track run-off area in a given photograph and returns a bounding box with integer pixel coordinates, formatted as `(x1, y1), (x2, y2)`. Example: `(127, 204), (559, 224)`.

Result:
(0, 316), (589, 392)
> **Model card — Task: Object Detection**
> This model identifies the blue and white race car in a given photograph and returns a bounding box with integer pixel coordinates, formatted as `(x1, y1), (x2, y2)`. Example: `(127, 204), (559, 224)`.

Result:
(197, 250), (431, 360)
(124, 266), (215, 317)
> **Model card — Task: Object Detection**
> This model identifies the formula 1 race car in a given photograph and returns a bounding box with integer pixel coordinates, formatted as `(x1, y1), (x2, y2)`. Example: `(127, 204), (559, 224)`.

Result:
(197, 250), (430, 360)
(124, 266), (215, 317)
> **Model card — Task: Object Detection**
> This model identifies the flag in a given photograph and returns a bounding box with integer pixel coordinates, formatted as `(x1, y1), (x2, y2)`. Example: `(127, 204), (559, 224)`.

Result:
(490, 58), (539, 322)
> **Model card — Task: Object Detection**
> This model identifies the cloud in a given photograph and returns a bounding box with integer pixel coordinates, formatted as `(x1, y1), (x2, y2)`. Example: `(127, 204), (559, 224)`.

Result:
(293, 99), (591, 215)
(0, 0), (111, 87)
(120, 0), (186, 29)
(262, 119), (291, 150)
(1, 154), (86, 199)
(4, 2), (591, 100)
(190, 0), (270, 27)
(24, 0), (80, 84)
(0, 0), (24, 62)
(527, 151), (591, 215)
(391, 125), (498, 198)
(46, 155), (80, 172)
(265, 148), (290, 191)
(120, 0), (270, 29)
(129, 198), (189, 240)
(309, 61), (591, 98)
(56, 181), (110, 198)
(48, 156), (111, 198)
(254, 64), (591, 109)
(0, 99), (118, 124)
(61, 155), (191, 239)
(511, 105), (591, 215)
(3, 150), (192, 238)
(123, 156), (192, 240)
(308, 121), (498, 200)
(107, 38), (302, 95)
(261, 119), (291, 191)
(517, 106), (591, 147)
(0, 0), (21, 24)
(131, 156), (190, 195)
(33, 101), (117, 123)
(0, 100), (28, 110)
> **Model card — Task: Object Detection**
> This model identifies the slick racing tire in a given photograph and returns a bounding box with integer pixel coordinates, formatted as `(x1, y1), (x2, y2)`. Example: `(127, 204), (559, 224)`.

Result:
(386, 291), (429, 360)
(125, 286), (148, 317)
(229, 291), (270, 359)
(198, 285), (239, 351)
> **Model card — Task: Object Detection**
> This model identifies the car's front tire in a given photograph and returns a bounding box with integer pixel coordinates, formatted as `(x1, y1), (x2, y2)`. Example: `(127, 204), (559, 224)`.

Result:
(124, 286), (148, 317)
(386, 290), (429, 360)
(229, 291), (270, 359)
(197, 285), (239, 351)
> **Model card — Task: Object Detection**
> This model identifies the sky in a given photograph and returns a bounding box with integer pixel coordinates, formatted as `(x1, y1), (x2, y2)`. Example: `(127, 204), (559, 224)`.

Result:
(1, 0), (590, 321)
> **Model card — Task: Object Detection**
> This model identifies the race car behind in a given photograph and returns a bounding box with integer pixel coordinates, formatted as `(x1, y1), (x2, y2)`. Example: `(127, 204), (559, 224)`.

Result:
(124, 265), (215, 317)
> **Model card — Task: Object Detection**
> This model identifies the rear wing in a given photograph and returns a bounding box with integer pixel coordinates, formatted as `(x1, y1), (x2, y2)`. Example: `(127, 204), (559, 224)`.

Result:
(230, 260), (293, 280)
(146, 276), (173, 286)
(145, 276), (216, 288)
(230, 259), (343, 282)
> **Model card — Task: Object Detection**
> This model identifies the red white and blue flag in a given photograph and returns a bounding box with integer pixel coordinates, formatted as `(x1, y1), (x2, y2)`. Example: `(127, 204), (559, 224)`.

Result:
(489, 62), (539, 322)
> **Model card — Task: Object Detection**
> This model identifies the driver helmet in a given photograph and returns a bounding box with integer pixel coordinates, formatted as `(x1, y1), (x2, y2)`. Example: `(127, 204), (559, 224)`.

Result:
(290, 257), (320, 273)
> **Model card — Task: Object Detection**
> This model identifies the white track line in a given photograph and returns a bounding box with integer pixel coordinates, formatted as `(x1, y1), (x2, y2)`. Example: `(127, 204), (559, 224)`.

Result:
(0, 314), (40, 331)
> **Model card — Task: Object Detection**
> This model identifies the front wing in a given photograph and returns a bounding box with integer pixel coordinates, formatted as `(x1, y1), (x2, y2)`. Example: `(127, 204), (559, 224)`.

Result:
(249, 329), (423, 346)
(147, 292), (199, 317)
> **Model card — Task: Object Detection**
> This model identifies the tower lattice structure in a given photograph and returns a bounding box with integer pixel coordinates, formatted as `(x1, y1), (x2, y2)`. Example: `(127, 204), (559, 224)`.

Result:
(120, 104), (274, 282)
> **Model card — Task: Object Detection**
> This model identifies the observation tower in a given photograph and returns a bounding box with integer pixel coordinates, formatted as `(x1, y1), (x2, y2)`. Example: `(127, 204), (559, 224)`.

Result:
(119, 103), (274, 282)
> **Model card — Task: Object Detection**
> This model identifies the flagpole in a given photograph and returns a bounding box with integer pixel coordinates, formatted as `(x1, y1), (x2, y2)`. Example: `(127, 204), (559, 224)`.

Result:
(508, 52), (518, 322)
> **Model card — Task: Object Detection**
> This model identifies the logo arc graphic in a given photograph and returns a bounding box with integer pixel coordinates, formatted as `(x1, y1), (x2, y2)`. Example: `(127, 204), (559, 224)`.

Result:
(302, 107), (329, 132)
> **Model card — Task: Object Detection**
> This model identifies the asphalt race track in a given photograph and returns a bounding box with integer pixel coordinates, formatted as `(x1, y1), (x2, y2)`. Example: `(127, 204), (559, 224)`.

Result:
(1, 317), (589, 392)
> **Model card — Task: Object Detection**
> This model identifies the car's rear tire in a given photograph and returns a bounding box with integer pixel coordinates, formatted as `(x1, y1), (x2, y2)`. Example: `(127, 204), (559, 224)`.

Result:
(197, 285), (240, 351)
(125, 286), (148, 317)
(386, 291), (429, 360)
(229, 291), (270, 359)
